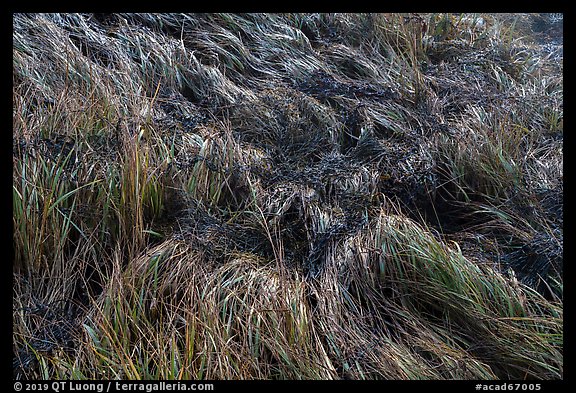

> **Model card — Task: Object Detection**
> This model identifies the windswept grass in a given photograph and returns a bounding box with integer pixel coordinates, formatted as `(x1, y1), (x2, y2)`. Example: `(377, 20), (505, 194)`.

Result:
(13, 13), (562, 380)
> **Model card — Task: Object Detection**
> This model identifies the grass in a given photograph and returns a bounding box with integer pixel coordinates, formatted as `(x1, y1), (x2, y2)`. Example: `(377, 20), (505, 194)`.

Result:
(13, 13), (562, 380)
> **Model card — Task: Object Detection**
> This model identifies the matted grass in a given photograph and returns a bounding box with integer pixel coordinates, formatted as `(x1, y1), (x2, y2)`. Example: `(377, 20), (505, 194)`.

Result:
(13, 13), (562, 380)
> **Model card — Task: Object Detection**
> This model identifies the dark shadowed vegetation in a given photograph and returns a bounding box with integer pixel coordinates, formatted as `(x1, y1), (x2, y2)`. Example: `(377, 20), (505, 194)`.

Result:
(13, 13), (562, 380)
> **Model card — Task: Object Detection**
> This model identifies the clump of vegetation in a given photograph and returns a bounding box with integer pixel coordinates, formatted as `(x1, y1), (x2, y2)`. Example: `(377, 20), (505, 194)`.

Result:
(13, 13), (562, 380)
